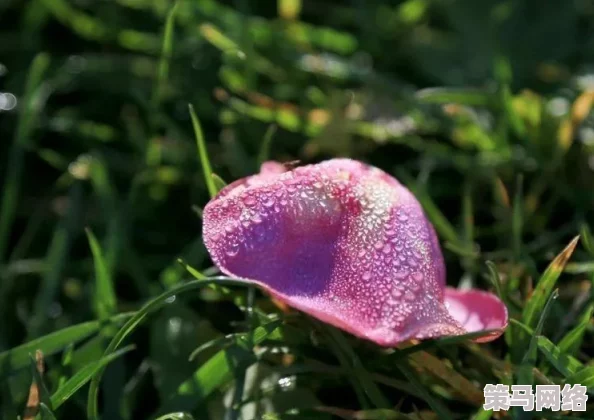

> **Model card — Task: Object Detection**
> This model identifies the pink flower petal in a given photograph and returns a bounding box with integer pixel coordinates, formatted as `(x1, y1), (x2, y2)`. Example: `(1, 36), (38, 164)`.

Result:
(444, 288), (508, 343)
(203, 159), (508, 347)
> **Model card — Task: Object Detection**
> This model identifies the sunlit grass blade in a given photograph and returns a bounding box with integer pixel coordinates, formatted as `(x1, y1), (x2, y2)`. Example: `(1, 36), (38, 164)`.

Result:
(395, 360), (453, 419)
(188, 104), (217, 198)
(564, 366), (594, 388)
(152, 1), (178, 106)
(211, 173), (227, 192)
(537, 336), (583, 376)
(522, 236), (579, 330)
(0, 52), (50, 262)
(157, 320), (281, 415)
(177, 258), (206, 279)
(86, 228), (117, 320)
(86, 277), (248, 419)
(51, 345), (134, 409)
(0, 313), (132, 376)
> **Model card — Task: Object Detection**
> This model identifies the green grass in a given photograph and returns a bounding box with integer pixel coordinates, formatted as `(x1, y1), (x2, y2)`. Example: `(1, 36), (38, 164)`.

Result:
(1, 0), (594, 418)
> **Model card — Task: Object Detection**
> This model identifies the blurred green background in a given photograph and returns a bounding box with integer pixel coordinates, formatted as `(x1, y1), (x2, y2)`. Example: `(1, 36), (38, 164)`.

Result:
(1, 0), (594, 419)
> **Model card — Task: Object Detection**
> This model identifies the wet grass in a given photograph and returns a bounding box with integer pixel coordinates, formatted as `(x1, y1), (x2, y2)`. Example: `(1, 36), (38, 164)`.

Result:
(1, 0), (593, 418)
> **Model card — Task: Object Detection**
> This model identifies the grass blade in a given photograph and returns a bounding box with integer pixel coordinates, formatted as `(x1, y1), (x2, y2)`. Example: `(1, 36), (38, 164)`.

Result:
(564, 366), (594, 388)
(522, 236), (580, 329)
(152, 1), (178, 106)
(51, 345), (134, 409)
(158, 320), (281, 415)
(188, 104), (217, 198)
(395, 360), (453, 419)
(86, 228), (117, 320)
(86, 277), (248, 419)
(257, 124), (277, 165)
(558, 302), (593, 356)
(0, 53), (50, 262)
(326, 327), (390, 409)
(0, 313), (132, 376)
(408, 350), (484, 406)
(28, 182), (83, 338)
(537, 336), (583, 376)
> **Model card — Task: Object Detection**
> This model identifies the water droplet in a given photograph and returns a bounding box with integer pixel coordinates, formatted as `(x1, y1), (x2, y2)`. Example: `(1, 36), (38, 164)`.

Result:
(398, 212), (409, 222)
(374, 241), (384, 250)
(394, 271), (408, 280)
(412, 272), (424, 282)
(404, 290), (416, 301)
(263, 197), (275, 207)
(382, 244), (391, 254)
(226, 243), (240, 257)
(243, 196), (256, 206)
(362, 272), (372, 281)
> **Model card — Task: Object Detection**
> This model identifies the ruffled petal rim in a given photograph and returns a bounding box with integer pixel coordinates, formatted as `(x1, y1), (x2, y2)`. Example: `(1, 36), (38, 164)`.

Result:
(443, 287), (508, 343)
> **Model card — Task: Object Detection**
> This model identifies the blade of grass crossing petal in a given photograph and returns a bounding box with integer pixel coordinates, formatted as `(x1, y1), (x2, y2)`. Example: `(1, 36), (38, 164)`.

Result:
(564, 366), (594, 388)
(0, 53), (50, 263)
(153, 1), (179, 106)
(39, 403), (58, 420)
(257, 124), (277, 165)
(537, 336), (582, 376)
(395, 360), (453, 419)
(0, 313), (132, 376)
(86, 277), (247, 419)
(522, 236), (579, 329)
(51, 345), (134, 409)
(188, 104), (217, 198)
(86, 228), (117, 320)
